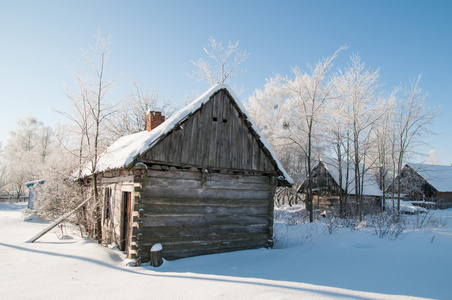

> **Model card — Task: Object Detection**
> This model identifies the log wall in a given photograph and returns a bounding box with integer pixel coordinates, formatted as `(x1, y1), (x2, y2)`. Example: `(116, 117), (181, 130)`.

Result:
(135, 169), (275, 261)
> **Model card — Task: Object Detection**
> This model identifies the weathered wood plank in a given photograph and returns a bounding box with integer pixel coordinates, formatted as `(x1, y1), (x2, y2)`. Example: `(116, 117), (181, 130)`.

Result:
(140, 203), (269, 215)
(170, 127), (179, 163)
(205, 172), (270, 184)
(218, 93), (227, 168)
(158, 135), (170, 162)
(141, 186), (270, 200)
(151, 134), (168, 162)
(27, 196), (92, 243)
(176, 122), (186, 163)
(144, 177), (201, 188)
(241, 120), (248, 170)
(180, 113), (194, 164)
(146, 169), (201, 180)
(247, 133), (254, 170)
(141, 224), (268, 238)
(208, 93), (218, 166)
(187, 112), (198, 165)
(145, 169), (269, 182)
(134, 197), (270, 209)
(229, 102), (239, 169)
(200, 101), (212, 166)
(167, 130), (175, 162)
(215, 92), (223, 167)
(142, 233), (268, 246)
(142, 214), (269, 227)
(204, 180), (269, 190)
(147, 140), (158, 161)
(258, 147), (265, 172)
(143, 177), (269, 191)
(101, 175), (134, 184)
(251, 134), (258, 171)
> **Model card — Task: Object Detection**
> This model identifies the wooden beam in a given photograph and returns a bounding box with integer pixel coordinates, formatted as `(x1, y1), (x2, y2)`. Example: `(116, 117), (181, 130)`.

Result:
(26, 197), (92, 243)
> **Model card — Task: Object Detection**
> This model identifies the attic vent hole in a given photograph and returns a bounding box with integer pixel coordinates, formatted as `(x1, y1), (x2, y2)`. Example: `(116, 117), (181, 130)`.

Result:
(213, 117), (218, 122)
(223, 119), (228, 124)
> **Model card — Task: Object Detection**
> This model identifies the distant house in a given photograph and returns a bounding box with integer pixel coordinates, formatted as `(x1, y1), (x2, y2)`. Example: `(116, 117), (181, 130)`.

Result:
(386, 163), (452, 209)
(298, 158), (382, 213)
(80, 84), (292, 264)
(25, 179), (45, 209)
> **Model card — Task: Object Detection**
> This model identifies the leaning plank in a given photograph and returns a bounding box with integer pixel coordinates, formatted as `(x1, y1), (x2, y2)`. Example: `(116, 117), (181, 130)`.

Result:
(26, 196), (92, 243)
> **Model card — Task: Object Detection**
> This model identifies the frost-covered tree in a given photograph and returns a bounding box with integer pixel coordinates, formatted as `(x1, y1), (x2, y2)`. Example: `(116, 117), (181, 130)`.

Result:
(278, 47), (346, 222)
(324, 84), (354, 216)
(58, 31), (117, 239)
(2, 115), (54, 200)
(247, 78), (304, 177)
(391, 76), (439, 213)
(191, 37), (249, 86)
(334, 54), (386, 221)
(249, 47), (345, 222)
(372, 97), (396, 211)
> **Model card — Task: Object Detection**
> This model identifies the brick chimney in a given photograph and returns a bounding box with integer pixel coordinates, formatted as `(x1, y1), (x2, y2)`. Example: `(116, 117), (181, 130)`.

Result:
(146, 108), (165, 131)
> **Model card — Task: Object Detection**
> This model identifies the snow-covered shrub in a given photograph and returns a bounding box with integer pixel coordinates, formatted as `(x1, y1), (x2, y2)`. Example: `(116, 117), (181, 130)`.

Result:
(326, 216), (338, 234)
(367, 210), (406, 238)
(33, 152), (94, 238)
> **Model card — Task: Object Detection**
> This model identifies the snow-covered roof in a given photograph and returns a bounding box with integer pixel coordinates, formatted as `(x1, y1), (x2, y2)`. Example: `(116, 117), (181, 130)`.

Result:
(407, 163), (452, 192)
(81, 84), (293, 185)
(319, 158), (383, 197)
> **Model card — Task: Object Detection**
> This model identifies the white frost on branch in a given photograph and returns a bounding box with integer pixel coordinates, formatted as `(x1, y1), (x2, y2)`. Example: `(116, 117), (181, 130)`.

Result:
(190, 37), (249, 85)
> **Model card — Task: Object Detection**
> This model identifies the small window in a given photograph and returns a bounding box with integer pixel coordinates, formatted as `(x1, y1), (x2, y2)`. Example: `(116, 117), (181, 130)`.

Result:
(222, 119), (228, 124)
(213, 117), (218, 122)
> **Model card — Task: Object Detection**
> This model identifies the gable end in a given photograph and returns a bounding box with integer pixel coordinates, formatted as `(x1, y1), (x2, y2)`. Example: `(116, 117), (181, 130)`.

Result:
(140, 89), (279, 173)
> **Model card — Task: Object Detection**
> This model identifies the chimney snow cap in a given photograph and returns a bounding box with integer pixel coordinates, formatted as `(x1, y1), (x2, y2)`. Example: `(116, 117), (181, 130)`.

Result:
(147, 107), (165, 115)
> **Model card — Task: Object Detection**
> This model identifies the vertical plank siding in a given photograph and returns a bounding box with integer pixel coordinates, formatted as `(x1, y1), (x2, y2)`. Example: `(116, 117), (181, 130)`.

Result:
(144, 90), (276, 173)
(135, 169), (274, 261)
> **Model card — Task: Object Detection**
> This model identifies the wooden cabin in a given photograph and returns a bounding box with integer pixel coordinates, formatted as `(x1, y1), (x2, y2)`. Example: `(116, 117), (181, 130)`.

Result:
(386, 163), (452, 209)
(298, 159), (382, 214)
(81, 84), (292, 264)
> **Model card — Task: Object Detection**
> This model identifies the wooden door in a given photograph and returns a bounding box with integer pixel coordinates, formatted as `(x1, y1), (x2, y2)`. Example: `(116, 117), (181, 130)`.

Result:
(121, 191), (131, 254)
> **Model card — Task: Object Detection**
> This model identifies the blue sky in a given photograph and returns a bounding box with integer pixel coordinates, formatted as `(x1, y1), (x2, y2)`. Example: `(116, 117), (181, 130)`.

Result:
(1, 0), (451, 165)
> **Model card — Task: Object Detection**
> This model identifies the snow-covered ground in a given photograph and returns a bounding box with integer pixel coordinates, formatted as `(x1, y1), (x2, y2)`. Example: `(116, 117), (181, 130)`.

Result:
(1, 203), (451, 299)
